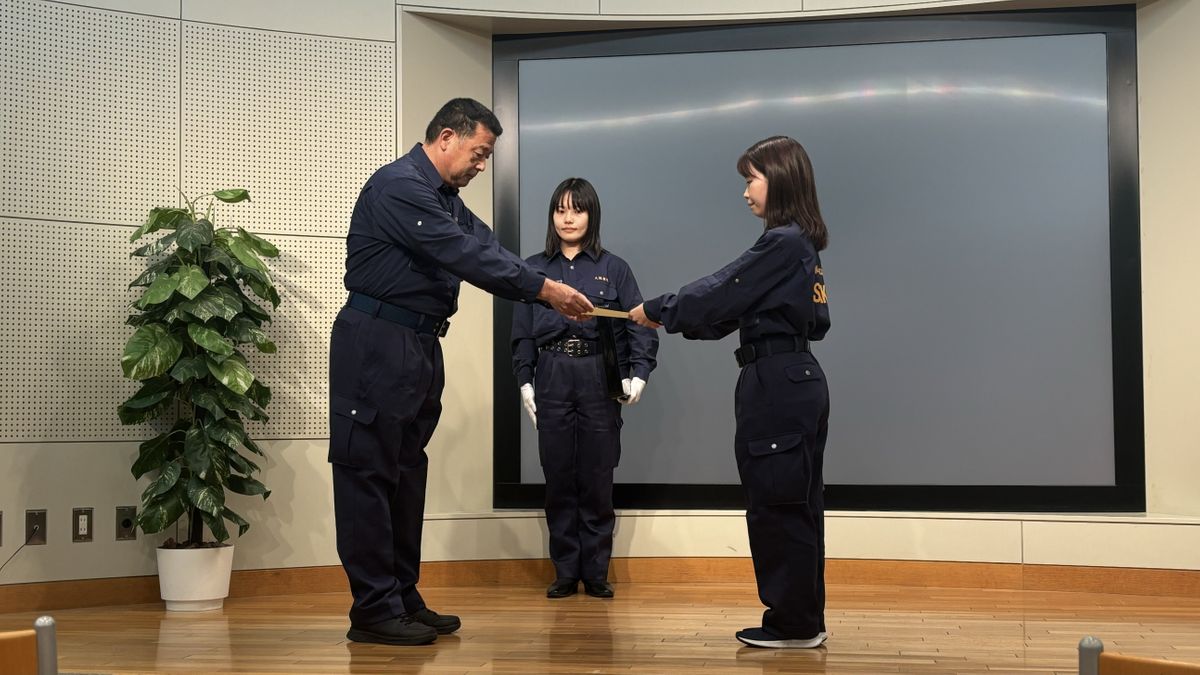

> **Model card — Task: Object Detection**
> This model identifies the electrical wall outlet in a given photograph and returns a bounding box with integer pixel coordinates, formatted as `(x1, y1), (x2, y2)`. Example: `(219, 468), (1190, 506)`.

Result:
(115, 506), (137, 541)
(26, 509), (46, 545)
(72, 507), (94, 543)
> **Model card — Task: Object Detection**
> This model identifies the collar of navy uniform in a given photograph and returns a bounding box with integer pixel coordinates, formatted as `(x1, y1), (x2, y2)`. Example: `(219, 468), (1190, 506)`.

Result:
(548, 247), (600, 263)
(409, 142), (459, 197)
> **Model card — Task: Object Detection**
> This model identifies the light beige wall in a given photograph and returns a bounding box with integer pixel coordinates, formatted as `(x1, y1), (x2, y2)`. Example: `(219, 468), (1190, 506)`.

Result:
(1136, 0), (1200, 515)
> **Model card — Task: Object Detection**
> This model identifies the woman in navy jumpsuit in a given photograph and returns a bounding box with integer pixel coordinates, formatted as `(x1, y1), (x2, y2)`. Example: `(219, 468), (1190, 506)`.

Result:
(512, 177), (659, 599)
(630, 137), (831, 648)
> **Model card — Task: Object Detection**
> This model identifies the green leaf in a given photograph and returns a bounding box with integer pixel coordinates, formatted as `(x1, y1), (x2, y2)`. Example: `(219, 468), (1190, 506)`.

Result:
(205, 245), (238, 275)
(227, 317), (258, 343)
(222, 507), (251, 537)
(209, 447), (230, 483)
(131, 231), (177, 257)
(234, 322), (276, 353)
(208, 418), (245, 450)
(226, 451), (260, 475)
(188, 475), (224, 517)
(216, 388), (268, 423)
(136, 274), (179, 308)
(241, 298), (271, 323)
(173, 264), (209, 300)
(188, 323), (234, 356)
(245, 278), (281, 309)
(169, 355), (209, 382)
(176, 218), (214, 253)
(162, 306), (189, 324)
(228, 475), (271, 499)
(130, 208), (187, 243)
(184, 425), (215, 478)
(237, 228), (278, 258)
(121, 376), (176, 409)
(128, 257), (175, 288)
(213, 189), (250, 203)
(207, 356), (254, 395)
(118, 397), (172, 425)
(223, 281), (270, 320)
(246, 380), (272, 409)
(144, 460), (182, 500)
(242, 434), (265, 456)
(238, 265), (271, 286)
(137, 489), (186, 534)
(201, 509), (231, 543)
(131, 431), (175, 479)
(228, 236), (269, 274)
(121, 324), (183, 380)
(190, 386), (227, 421)
(179, 286), (242, 322)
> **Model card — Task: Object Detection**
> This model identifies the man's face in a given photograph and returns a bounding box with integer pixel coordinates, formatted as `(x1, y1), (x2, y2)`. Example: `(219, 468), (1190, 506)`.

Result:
(444, 123), (496, 188)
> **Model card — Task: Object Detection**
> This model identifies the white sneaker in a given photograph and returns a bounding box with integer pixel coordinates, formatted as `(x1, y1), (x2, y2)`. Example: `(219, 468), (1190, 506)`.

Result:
(735, 627), (828, 649)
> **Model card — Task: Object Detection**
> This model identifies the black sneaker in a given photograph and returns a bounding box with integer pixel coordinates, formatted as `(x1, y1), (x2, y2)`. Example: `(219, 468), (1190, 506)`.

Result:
(735, 627), (828, 649)
(346, 615), (437, 645)
(546, 578), (579, 598)
(583, 579), (614, 598)
(411, 607), (461, 635)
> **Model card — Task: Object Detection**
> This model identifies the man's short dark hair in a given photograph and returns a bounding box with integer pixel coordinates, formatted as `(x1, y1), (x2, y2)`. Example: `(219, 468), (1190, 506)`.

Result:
(424, 98), (503, 143)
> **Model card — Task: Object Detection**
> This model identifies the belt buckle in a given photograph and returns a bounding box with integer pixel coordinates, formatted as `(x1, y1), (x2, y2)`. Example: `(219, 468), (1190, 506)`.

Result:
(564, 337), (583, 357)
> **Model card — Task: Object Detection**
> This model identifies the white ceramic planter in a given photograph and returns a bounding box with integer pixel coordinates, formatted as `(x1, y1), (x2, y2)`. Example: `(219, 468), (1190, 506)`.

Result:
(156, 545), (235, 612)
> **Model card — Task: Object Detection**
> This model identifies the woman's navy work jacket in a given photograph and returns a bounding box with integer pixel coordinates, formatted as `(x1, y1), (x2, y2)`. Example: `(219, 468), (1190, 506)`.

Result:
(511, 249), (659, 386)
(641, 223), (830, 345)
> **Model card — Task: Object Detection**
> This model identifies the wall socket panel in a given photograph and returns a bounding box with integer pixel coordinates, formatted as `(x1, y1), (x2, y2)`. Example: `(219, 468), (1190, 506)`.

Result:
(72, 507), (94, 543)
(116, 506), (137, 541)
(26, 509), (46, 545)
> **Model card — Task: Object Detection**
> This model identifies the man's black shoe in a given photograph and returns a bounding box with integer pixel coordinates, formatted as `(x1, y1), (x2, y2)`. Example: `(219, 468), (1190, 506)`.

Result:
(583, 580), (614, 598)
(412, 607), (461, 635)
(546, 578), (578, 598)
(346, 615), (437, 645)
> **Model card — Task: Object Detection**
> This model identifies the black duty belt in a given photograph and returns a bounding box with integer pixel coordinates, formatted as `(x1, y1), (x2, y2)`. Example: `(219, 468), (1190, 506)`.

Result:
(541, 337), (599, 357)
(347, 292), (450, 337)
(734, 335), (810, 368)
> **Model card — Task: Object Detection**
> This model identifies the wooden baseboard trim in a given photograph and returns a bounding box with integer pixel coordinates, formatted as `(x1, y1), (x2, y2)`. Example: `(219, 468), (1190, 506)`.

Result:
(5, 559), (1200, 614)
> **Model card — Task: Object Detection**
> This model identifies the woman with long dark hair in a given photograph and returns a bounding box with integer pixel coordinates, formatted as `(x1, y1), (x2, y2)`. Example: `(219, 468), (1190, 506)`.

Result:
(512, 177), (659, 599)
(630, 137), (831, 648)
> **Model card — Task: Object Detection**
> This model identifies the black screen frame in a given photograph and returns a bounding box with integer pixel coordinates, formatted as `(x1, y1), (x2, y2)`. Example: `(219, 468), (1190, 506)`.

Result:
(491, 6), (1144, 512)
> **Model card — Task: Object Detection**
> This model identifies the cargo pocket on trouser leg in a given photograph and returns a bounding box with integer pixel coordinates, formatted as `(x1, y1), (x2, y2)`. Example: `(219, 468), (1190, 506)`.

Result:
(328, 393), (379, 468)
(736, 431), (812, 506)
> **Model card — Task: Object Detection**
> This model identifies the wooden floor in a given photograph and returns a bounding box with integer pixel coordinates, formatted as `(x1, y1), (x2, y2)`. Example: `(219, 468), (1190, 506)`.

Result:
(4, 582), (1200, 674)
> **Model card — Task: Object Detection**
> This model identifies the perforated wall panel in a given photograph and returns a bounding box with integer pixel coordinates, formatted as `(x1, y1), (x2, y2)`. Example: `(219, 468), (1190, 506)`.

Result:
(0, 0), (179, 225)
(0, 218), (169, 441)
(181, 22), (394, 238)
(0, 219), (344, 441)
(242, 234), (345, 438)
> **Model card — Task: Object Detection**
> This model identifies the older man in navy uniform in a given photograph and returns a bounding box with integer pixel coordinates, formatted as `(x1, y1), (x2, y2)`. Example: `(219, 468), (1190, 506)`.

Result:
(329, 98), (593, 646)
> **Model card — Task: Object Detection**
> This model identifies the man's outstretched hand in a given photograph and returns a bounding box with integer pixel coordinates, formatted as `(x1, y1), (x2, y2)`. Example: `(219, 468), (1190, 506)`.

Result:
(538, 278), (594, 322)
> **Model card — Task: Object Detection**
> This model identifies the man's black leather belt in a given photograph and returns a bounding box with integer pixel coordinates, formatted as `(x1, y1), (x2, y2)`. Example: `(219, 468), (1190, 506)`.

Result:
(735, 335), (810, 368)
(347, 292), (450, 337)
(541, 337), (599, 357)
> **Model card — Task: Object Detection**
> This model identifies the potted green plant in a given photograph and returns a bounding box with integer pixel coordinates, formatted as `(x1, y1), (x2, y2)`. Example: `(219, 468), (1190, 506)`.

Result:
(118, 189), (278, 611)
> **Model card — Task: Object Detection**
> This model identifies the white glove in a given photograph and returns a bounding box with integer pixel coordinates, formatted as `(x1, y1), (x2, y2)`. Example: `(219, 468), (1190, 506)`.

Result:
(519, 383), (537, 425)
(620, 377), (646, 405)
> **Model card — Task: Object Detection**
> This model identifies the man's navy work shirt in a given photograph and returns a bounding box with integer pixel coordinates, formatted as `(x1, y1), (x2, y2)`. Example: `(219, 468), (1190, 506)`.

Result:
(344, 143), (546, 318)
